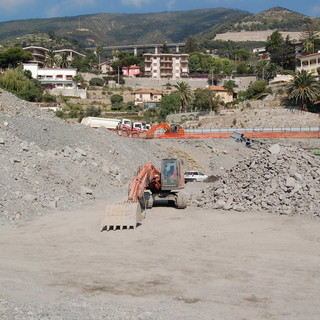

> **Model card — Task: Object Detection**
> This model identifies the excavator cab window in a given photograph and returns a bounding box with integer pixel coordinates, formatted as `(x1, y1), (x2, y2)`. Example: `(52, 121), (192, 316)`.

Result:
(170, 124), (178, 133)
(161, 159), (179, 190)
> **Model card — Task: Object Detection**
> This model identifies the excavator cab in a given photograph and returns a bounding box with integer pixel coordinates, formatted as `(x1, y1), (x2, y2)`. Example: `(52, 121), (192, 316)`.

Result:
(161, 158), (184, 191)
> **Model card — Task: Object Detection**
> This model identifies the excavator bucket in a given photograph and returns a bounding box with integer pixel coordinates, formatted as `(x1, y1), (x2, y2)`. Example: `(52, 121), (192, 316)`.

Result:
(101, 202), (143, 231)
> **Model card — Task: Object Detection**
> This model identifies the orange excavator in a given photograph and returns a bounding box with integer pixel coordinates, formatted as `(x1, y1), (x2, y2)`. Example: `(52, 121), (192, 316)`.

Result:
(101, 158), (187, 231)
(146, 123), (185, 138)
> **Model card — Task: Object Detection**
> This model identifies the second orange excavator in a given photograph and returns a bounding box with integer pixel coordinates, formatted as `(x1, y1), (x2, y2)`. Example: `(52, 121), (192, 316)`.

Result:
(146, 123), (185, 138)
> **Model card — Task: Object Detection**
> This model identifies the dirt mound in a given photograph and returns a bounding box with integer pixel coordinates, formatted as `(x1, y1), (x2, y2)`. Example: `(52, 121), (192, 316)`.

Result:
(191, 143), (320, 216)
(0, 90), (164, 223)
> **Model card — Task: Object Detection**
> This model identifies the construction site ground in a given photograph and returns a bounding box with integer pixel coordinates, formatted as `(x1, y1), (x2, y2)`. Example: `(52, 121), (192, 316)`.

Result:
(0, 89), (320, 319)
(1, 197), (320, 319)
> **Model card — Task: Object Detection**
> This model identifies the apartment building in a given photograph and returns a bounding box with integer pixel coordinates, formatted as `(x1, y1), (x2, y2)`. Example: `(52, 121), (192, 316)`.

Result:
(297, 52), (320, 77)
(144, 53), (189, 79)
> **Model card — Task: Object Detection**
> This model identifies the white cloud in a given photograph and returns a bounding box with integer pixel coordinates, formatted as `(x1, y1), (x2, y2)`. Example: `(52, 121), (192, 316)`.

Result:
(0, 0), (35, 12)
(166, 0), (176, 11)
(120, 0), (154, 7)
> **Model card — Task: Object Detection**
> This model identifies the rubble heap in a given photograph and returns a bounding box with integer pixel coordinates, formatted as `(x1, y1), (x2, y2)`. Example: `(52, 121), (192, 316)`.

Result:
(193, 143), (320, 216)
(0, 90), (163, 223)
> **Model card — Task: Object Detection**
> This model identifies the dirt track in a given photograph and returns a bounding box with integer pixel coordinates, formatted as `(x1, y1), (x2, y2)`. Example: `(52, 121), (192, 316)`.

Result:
(1, 192), (320, 319)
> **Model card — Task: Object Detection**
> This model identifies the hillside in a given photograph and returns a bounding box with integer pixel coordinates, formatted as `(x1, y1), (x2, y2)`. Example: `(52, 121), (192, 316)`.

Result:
(0, 8), (249, 49)
(203, 7), (313, 40)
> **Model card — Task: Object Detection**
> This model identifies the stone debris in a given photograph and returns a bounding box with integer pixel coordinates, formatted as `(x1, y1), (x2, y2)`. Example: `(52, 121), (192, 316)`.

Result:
(0, 90), (164, 223)
(191, 143), (320, 216)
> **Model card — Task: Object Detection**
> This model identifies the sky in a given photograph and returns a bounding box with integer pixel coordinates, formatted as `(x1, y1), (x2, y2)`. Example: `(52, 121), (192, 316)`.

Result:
(0, 0), (319, 22)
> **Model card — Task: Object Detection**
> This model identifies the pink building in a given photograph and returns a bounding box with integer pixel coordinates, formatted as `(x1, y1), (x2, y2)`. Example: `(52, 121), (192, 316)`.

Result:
(122, 65), (141, 77)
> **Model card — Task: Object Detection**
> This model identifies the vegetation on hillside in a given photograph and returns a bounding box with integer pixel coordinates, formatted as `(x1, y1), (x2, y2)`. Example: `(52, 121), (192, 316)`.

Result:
(0, 8), (249, 49)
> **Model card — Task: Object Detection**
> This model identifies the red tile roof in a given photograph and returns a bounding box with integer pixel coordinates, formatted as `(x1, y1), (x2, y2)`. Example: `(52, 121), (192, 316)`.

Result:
(299, 52), (320, 59)
(134, 90), (162, 94)
(209, 85), (228, 92)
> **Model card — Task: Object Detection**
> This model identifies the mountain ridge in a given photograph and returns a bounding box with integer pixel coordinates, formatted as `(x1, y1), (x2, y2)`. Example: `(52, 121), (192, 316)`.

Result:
(0, 7), (318, 50)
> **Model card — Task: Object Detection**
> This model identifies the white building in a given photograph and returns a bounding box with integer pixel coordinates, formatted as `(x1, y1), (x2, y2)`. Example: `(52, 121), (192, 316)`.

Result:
(23, 63), (77, 89)
(297, 52), (320, 77)
(144, 53), (189, 80)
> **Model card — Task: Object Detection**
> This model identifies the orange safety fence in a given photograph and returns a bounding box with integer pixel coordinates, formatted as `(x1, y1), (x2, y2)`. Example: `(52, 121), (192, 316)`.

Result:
(154, 131), (320, 139)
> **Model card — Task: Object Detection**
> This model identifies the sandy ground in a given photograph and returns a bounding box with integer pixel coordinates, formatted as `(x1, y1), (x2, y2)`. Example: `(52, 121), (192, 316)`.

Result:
(1, 184), (320, 319)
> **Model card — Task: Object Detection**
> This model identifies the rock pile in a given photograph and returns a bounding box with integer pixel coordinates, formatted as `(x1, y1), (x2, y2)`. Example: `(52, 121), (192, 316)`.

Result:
(0, 90), (164, 223)
(192, 143), (320, 216)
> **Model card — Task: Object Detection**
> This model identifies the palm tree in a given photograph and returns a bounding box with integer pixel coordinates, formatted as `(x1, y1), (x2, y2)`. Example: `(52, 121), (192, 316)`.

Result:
(173, 81), (194, 110)
(96, 45), (103, 73)
(255, 60), (269, 80)
(287, 70), (320, 111)
(45, 50), (57, 68)
(59, 52), (69, 68)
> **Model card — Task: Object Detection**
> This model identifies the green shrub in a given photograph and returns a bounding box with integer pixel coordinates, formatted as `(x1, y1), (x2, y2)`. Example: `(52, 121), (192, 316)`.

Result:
(85, 106), (101, 117)
(110, 94), (123, 105)
(55, 110), (64, 118)
(89, 77), (104, 86)
(42, 93), (56, 102)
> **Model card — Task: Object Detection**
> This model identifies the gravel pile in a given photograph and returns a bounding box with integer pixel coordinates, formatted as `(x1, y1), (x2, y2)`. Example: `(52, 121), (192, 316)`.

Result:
(0, 90), (165, 223)
(192, 143), (320, 216)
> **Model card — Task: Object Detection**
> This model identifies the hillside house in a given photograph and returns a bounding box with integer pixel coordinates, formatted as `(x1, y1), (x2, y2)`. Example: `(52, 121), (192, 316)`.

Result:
(134, 90), (163, 107)
(122, 65), (141, 77)
(297, 52), (320, 78)
(23, 63), (77, 89)
(208, 85), (233, 103)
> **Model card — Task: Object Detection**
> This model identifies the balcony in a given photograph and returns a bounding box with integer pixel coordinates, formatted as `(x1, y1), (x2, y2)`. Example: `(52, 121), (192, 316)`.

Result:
(160, 65), (173, 70)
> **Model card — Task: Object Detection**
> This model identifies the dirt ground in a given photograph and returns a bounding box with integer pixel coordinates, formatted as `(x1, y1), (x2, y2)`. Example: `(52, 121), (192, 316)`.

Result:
(1, 183), (320, 319)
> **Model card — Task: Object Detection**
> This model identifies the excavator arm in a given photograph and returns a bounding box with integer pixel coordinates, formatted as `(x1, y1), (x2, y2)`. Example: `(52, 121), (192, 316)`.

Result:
(127, 163), (161, 202)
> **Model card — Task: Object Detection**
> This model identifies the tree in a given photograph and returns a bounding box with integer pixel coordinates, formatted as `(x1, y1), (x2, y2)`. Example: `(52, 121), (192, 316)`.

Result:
(173, 81), (194, 110)
(110, 94), (124, 105)
(73, 74), (84, 87)
(300, 20), (320, 55)
(233, 49), (251, 62)
(255, 60), (269, 80)
(266, 31), (296, 70)
(0, 68), (43, 102)
(189, 52), (215, 74)
(184, 36), (200, 53)
(287, 70), (320, 111)
(59, 52), (69, 68)
(112, 55), (141, 76)
(161, 42), (170, 54)
(245, 80), (268, 99)
(96, 45), (103, 73)
(192, 88), (220, 112)
(158, 92), (181, 121)
(89, 77), (104, 86)
(47, 30), (56, 40)
(0, 47), (32, 69)
(85, 106), (101, 117)
(45, 50), (57, 68)
(223, 80), (238, 96)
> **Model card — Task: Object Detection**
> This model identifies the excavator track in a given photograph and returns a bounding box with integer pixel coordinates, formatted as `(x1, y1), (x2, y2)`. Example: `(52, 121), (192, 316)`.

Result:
(175, 192), (188, 209)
